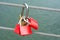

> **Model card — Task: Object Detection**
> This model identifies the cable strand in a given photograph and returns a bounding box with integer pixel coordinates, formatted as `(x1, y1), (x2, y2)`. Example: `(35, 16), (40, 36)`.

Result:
(0, 2), (60, 12)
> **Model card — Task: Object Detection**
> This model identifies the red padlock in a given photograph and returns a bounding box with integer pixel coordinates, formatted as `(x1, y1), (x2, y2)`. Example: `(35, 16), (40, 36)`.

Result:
(14, 16), (33, 36)
(14, 24), (20, 35)
(19, 24), (32, 36)
(14, 3), (38, 36)
(14, 24), (32, 36)
(29, 17), (38, 30)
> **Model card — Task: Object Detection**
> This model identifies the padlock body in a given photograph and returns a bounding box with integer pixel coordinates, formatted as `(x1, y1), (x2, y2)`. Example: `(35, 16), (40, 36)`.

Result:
(29, 18), (38, 30)
(14, 24), (20, 34)
(20, 25), (32, 36)
(14, 24), (32, 36)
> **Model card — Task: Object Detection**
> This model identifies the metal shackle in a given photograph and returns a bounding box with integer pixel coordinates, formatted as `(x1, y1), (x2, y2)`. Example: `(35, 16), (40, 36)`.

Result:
(21, 3), (29, 18)
(19, 3), (29, 25)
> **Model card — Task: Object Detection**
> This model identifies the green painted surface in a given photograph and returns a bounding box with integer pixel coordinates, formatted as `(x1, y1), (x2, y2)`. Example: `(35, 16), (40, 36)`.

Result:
(0, 0), (60, 40)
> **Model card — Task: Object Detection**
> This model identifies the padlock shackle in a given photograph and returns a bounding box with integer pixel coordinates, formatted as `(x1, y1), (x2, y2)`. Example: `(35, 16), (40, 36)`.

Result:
(24, 3), (29, 18)
(21, 3), (29, 18)
(19, 3), (29, 25)
(24, 3), (28, 9)
(21, 7), (25, 17)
